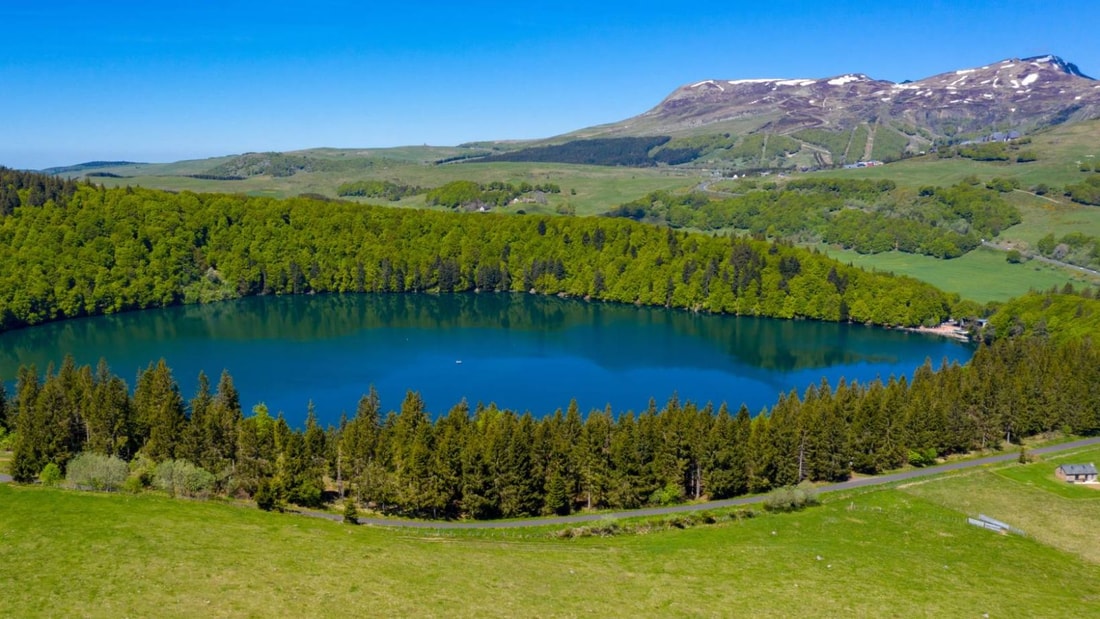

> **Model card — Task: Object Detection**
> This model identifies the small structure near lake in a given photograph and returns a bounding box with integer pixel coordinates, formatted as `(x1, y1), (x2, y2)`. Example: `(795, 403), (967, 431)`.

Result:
(1055, 463), (1098, 484)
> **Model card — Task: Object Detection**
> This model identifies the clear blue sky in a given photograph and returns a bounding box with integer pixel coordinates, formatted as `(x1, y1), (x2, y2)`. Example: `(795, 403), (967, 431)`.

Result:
(2, 1), (1096, 169)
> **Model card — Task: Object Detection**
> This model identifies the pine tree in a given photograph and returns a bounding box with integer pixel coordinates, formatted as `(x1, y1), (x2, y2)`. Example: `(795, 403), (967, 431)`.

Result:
(180, 371), (212, 465)
(133, 359), (186, 461)
(0, 381), (9, 433)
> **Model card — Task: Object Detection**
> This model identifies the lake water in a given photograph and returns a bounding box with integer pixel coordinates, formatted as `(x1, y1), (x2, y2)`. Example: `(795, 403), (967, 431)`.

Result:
(0, 293), (973, 426)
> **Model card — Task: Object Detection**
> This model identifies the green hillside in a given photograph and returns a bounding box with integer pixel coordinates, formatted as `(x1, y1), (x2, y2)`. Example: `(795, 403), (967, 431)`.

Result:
(2, 444), (1098, 617)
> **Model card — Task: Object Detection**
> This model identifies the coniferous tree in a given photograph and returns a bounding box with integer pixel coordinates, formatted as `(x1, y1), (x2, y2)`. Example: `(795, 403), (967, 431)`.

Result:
(0, 381), (9, 433)
(180, 371), (213, 466)
(133, 359), (186, 461)
(87, 358), (136, 458)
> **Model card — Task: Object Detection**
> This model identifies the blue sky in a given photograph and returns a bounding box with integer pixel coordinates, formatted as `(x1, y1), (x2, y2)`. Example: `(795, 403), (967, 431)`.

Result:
(2, 1), (1096, 169)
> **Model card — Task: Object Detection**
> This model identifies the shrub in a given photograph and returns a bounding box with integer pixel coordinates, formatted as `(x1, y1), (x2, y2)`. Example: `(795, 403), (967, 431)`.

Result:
(153, 459), (215, 499)
(66, 452), (130, 492)
(648, 483), (685, 506)
(38, 462), (62, 486)
(122, 475), (145, 494)
(255, 480), (278, 511)
(343, 498), (359, 525)
(128, 453), (156, 488)
(908, 447), (939, 467)
(763, 482), (820, 512)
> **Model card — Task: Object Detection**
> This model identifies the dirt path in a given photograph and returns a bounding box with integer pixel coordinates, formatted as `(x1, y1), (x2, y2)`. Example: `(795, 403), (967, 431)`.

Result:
(862, 123), (876, 161)
(309, 436), (1100, 529)
(1013, 188), (1066, 205)
(841, 126), (856, 164)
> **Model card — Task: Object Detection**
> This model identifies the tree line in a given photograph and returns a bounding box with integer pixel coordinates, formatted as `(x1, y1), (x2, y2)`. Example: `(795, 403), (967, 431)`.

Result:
(4, 333), (1097, 518)
(0, 169), (955, 332)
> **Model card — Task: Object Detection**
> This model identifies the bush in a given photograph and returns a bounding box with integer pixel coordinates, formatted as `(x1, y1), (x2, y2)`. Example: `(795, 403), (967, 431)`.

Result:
(1006, 249), (1024, 264)
(763, 482), (820, 512)
(38, 462), (62, 486)
(66, 452), (130, 492)
(648, 483), (685, 506)
(128, 453), (156, 488)
(908, 447), (938, 467)
(153, 459), (215, 499)
(255, 480), (278, 511)
(122, 475), (145, 494)
(343, 498), (359, 525)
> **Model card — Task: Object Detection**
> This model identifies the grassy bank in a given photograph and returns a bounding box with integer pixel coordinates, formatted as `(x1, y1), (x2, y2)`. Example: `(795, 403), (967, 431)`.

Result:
(3, 452), (1099, 617)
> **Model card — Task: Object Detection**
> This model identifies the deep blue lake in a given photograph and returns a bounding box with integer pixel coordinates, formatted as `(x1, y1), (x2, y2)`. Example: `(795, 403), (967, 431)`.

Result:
(0, 293), (973, 426)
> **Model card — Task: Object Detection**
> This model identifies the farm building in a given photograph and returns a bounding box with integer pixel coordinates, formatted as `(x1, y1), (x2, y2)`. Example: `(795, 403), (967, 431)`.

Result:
(1055, 463), (1098, 483)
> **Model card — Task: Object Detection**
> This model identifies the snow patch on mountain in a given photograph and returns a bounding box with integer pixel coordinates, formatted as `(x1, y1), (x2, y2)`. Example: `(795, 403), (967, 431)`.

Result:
(827, 75), (863, 86)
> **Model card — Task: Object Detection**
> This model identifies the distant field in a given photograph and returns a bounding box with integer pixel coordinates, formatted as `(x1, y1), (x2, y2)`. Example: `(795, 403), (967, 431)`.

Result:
(1000, 190), (1100, 247)
(832, 119), (1100, 190)
(3, 455), (1099, 617)
(822, 245), (1093, 304)
(89, 157), (698, 216)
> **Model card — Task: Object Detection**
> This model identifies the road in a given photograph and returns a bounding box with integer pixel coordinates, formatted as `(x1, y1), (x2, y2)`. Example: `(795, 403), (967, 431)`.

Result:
(309, 436), (1100, 530)
(980, 240), (1100, 277)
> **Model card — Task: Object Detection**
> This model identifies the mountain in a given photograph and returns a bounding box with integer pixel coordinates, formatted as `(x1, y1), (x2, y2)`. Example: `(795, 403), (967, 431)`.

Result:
(510, 55), (1099, 169)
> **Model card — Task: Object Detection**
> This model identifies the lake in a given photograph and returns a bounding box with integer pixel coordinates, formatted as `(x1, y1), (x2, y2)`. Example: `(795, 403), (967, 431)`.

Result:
(0, 293), (973, 426)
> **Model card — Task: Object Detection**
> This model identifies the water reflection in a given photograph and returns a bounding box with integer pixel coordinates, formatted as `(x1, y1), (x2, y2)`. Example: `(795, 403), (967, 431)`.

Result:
(0, 293), (972, 424)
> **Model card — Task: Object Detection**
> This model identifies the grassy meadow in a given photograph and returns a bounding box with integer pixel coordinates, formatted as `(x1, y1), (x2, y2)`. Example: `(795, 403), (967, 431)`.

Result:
(85, 155), (698, 216)
(821, 245), (1095, 304)
(2, 449), (1100, 618)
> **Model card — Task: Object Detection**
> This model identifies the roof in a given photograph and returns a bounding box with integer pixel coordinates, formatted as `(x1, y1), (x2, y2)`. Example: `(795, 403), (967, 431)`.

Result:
(1058, 463), (1098, 476)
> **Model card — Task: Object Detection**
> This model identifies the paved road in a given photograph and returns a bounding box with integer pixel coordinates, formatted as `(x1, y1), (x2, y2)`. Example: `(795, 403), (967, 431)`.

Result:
(307, 436), (1100, 530)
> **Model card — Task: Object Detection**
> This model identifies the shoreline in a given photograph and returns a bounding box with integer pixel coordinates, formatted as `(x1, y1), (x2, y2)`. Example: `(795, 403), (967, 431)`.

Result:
(900, 322), (972, 342)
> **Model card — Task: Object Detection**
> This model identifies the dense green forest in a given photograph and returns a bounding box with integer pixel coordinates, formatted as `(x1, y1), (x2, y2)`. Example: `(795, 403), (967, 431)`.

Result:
(480, 137), (674, 166)
(608, 178), (1020, 258)
(335, 179), (423, 201)
(985, 288), (1100, 344)
(0, 168), (954, 332)
(5, 333), (1097, 518)
(424, 180), (561, 208)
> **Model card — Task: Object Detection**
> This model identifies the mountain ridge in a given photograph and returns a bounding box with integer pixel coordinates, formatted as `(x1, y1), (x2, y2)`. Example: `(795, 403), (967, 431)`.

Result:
(594, 54), (1098, 142)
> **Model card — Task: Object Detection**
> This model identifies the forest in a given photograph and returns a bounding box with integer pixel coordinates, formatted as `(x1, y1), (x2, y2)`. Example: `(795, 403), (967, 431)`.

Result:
(424, 180), (562, 208)
(336, 179), (423, 201)
(0, 167), (955, 333)
(608, 178), (1020, 258)
(4, 331), (1098, 518)
(480, 137), (674, 166)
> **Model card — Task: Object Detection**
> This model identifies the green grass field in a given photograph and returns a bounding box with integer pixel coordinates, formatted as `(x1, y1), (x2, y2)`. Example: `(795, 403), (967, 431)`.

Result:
(821, 245), (1095, 304)
(3, 450), (1100, 618)
(901, 444), (1100, 566)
